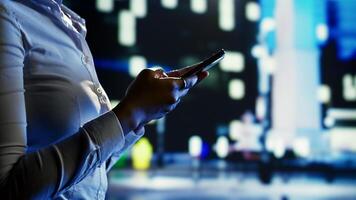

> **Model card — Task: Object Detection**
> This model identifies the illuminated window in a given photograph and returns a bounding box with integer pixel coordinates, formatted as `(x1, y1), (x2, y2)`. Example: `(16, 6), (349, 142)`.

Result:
(188, 136), (203, 157)
(317, 85), (331, 104)
(129, 56), (147, 77)
(118, 11), (136, 46)
(245, 2), (260, 22)
(343, 74), (356, 101)
(220, 51), (244, 72)
(130, 0), (147, 18)
(191, 0), (207, 14)
(218, 0), (235, 31)
(316, 24), (329, 43)
(161, 0), (178, 9)
(228, 79), (245, 100)
(96, 0), (114, 13)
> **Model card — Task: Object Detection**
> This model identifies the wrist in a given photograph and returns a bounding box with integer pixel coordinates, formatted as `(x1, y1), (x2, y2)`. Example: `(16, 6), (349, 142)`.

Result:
(113, 100), (140, 134)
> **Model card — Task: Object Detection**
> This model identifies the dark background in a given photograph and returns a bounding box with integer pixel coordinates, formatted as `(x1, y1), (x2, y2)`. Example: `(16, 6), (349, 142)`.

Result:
(66, 0), (259, 152)
(64, 0), (356, 155)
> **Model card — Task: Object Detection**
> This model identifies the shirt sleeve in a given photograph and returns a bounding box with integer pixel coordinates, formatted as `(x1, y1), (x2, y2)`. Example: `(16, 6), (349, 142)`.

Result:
(0, 4), (141, 199)
(105, 125), (145, 172)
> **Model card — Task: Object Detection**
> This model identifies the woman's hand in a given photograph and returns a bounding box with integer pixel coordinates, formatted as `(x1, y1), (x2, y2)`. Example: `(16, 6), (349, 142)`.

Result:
(113, 67), (208, 134)
(166, 64), (209, 81)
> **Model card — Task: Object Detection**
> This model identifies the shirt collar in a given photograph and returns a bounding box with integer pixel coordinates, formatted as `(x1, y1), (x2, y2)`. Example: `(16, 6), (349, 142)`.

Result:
(29, 0), (87, 36)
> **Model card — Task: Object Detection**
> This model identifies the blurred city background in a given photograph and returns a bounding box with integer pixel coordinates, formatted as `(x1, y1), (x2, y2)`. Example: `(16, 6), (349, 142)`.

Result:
(65, 0), (356, 199)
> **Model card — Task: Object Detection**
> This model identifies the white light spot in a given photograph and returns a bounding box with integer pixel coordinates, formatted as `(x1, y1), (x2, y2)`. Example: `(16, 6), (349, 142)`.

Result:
(218, 0), (235, 31)
(118, 11), (136, 46)
(273, 139), (286, 158)
(189, 136), (203, 157)
(343, 74), (356, 101)
(148, 120), (157, 125)
(260, 18), (275, 33)
(245, 2), (260, 22)
(130, 0), (147, 18)
(96, 0), (114, 13)
(266, 134), (286, 158)
(327, 108), (356, 120)
(265, 136), (274, 152)
(191, 0), (207, 14)
(161, 0), (178, 9)
(260, 55), (276, 74)
(317, 85), (331, 104)
(330, 128), (356, 152)
(228, 79), (245, 100)
(316, 24), (329, 42)
(215, 136), (229, 158)
(256, 96), (266, 120)
(220, 51), (244, 72)
(129, 56), (147, 77)
(110, 99), (120, 107)
(229, 120), (243, 141)
(324, 117), (335, 128)
(251, 45), (268, 58)
(293, 137), (310, 158)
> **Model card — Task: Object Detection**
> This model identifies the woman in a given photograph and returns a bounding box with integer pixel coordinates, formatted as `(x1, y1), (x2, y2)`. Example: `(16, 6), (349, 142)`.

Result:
(0, 0), (207, 199)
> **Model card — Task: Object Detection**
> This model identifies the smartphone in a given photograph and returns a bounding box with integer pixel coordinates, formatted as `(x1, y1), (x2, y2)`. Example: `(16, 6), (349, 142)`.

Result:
(181, 49), (225, 78)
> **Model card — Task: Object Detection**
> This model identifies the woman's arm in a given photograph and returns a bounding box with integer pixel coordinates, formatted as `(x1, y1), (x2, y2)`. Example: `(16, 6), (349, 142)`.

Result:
(0, 5), (131, 199)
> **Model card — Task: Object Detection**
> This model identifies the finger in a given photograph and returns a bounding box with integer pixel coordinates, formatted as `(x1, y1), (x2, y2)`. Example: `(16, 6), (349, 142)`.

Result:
(160, 75), (197, 90)
(176, 72), (207, 97)
(196, 71), (209, 84)
(150, 66), (164, 72)
(166, 69), (180, 77)
(150, 67), (168, 78)
(159, 76), (184, 90)
(167, 63), (201, 77)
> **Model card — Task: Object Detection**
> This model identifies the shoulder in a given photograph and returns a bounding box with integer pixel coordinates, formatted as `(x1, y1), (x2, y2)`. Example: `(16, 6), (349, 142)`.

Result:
(0, 0), (27, 20)
(0, 0), (36, 30)
(0, 0), (22, 29)
(0, 0), (34, 17)
(0, 0), (13, 13)
(0, 0), (21, 11)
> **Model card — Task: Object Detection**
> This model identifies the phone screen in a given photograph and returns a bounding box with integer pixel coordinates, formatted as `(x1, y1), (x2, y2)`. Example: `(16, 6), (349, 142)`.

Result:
(181, 49), (225, 78)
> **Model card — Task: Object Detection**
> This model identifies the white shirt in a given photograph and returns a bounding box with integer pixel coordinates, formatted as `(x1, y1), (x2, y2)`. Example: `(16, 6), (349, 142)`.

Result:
(0, 0), (143, 199)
